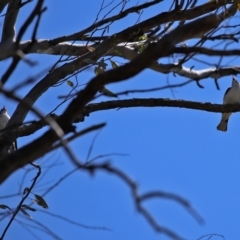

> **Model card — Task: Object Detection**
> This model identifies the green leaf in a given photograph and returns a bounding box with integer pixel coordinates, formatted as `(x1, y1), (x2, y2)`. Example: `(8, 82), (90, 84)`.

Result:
(67, 80), (74, 87)
(137, 44), (147, 53)
(83, 59), (97, 64)
(98, 59), (107, 70)
(34, 194), (49, 209)
(94, 66), (104, 75)
(114, 48), (122, 55)
(99, 87), (118, 98)
(22, 205), (36, 212)
(81, 34), (89, 39)
(0, 204), (11, 210)
(23, 187), (30, 195)
(20, 208), (32, 219)
(138, 34), (148, 41)
(86, 46), (95, 52)
(110, 60), (118, 69)
(232, 0), (240, 11)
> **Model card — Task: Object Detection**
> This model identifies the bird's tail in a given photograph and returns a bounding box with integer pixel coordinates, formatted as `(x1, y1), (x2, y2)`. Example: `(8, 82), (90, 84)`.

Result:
(217, 113), (231, 132)
(217, 119), (228, 132)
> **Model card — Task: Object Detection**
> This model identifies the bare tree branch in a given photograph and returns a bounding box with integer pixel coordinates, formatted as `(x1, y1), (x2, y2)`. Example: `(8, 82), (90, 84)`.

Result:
(0, 6), (233, 165)
(1, 97), (239, 145)
(0, 0), (11, 14)
(1, 0), (20, 43)
(48, 0), (231, 45)
(0, 163), (41, 240)
(0, 1), (239, 239)
(1, 0), (45, 84)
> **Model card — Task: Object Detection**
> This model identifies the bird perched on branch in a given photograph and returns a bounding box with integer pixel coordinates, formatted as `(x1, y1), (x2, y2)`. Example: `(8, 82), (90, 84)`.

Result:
(0, 107), (10, 129)
(0, 106), (17, 151)
(217, 76), (240, 132)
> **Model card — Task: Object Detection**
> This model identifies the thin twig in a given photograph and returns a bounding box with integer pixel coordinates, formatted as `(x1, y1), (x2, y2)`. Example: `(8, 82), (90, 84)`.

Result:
(0, 163), (41, 240)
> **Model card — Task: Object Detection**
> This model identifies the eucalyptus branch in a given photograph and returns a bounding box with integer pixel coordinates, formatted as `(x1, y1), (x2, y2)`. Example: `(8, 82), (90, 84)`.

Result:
(2, 98), (239, 142)
(71, 161), (202, 240)
(0, 163), (41, 240)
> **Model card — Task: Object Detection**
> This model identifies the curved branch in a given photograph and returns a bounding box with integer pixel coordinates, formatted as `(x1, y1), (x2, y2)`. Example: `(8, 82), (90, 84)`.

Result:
(0, 97), (239, 184)
(49, 0), (231, 45)
(0, 1), (233, 61)
(1, 0), (45, 85)
(48, 0), (164, 46)
(1, 0), (20, 42)
(7, 41), (239, 82)
(6, 37), (113, 128)
(111, 45), (240, 79)
(1, 98), (238, 143)
(174, 46), (240, 57)
(0, 13), (228, 184)
(82, 98), (240, 115)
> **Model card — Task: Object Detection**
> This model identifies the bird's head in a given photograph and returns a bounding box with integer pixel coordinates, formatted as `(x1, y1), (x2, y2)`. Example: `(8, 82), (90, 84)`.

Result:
(232, 76), (240, 87)
(0, 106), (7, 115)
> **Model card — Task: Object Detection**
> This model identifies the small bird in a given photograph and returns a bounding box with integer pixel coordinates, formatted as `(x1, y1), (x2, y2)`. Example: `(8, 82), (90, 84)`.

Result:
(217, 76), (240, 132)
(0, 106), (17, 151)
(0, 106), (10, 129)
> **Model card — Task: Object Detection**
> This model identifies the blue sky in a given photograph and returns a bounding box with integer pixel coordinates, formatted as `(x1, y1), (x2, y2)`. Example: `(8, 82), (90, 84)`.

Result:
(1, 0), (240, 240)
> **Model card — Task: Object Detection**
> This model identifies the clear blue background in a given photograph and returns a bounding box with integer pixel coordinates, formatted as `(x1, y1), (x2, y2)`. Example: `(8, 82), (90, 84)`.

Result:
(0, 1), (239, 240)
